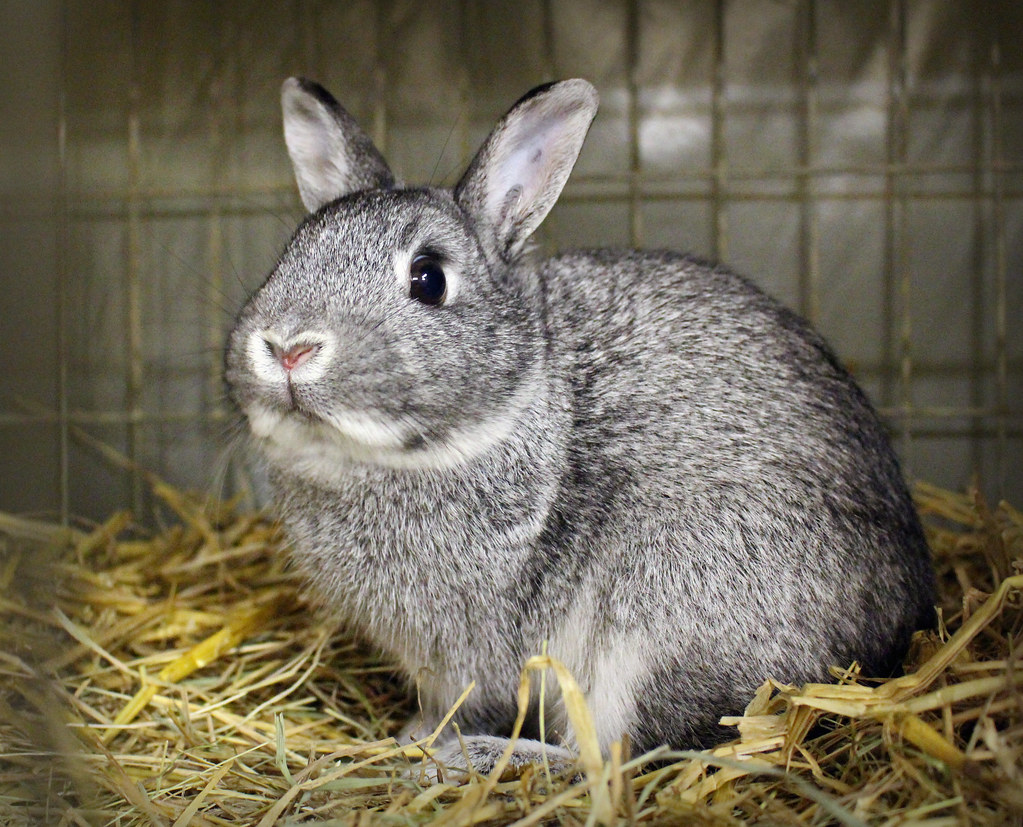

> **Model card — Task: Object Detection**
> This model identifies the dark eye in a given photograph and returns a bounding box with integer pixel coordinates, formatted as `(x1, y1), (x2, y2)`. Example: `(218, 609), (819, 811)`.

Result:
(409, 255), (447, 306)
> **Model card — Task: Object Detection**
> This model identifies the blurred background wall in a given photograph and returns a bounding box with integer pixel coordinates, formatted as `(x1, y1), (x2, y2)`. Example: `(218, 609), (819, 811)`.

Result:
(1, 0), (1020, 523)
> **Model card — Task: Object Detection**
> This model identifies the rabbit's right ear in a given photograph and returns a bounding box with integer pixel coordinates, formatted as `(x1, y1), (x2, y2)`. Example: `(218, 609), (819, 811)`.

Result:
(455, 79), (598, 261)
(281, 77), (394, 213)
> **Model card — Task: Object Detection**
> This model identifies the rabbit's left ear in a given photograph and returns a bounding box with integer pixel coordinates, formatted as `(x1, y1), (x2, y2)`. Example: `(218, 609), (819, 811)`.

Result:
(455, 79), (598, 261)
(281, 77), (395, 213)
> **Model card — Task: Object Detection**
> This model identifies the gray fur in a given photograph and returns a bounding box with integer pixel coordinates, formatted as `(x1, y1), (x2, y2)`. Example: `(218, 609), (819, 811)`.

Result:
(225, 78), (935, 778)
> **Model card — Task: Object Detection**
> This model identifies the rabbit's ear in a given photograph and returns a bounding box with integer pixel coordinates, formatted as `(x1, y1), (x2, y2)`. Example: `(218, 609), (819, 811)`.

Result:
(281, 77), (395, 213)
(455, 79), (597, 260)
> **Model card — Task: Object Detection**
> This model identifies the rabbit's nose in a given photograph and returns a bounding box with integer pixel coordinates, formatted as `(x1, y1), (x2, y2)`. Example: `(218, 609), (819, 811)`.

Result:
(248, 329), (336, 382)
(275, 342), (319, 372)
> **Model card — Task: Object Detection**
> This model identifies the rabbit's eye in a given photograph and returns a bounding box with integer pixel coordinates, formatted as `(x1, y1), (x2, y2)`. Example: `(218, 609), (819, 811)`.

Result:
(409, 255), (447, 306)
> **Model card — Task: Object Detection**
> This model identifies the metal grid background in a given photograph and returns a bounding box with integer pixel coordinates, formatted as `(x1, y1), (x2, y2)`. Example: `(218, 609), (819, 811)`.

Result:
(1, 0), (1020, 523)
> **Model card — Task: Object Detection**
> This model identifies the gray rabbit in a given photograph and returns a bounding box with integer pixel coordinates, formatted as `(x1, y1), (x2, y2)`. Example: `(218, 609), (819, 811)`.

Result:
(225, 77), (935, 777)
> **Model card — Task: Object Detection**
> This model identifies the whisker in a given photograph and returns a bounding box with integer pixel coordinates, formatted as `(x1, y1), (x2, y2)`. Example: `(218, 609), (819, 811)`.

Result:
(429, 111), (463, 188)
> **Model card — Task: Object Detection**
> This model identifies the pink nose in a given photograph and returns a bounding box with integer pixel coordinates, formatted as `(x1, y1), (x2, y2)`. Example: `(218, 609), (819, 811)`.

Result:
(276, 343), (318, 372)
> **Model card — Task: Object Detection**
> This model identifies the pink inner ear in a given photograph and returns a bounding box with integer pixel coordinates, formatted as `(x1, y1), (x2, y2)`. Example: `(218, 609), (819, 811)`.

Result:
(487, 122), (561, 224)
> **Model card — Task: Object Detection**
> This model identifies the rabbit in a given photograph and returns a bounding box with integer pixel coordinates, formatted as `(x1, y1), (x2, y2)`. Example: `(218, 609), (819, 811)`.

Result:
(224, 76), (936, 779)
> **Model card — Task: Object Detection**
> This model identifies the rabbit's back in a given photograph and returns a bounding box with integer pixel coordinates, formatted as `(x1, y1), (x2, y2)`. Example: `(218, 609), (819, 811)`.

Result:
(538, 249), (933, 749)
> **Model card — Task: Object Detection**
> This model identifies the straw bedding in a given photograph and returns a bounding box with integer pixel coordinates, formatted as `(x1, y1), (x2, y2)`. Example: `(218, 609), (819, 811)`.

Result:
(1, 475), (1020, 825)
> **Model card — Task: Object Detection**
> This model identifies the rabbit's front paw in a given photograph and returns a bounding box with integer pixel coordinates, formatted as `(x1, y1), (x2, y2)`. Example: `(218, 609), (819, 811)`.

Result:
(415, 735), (576, 783)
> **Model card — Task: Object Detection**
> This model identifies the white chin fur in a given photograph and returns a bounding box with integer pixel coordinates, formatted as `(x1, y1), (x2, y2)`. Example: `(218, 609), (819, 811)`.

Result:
(243, 369), (542, 481)
(245, 403), (406, 482)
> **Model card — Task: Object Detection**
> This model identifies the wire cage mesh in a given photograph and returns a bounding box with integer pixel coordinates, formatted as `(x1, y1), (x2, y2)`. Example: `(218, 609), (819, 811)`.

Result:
(1, 0), (1020, 524)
